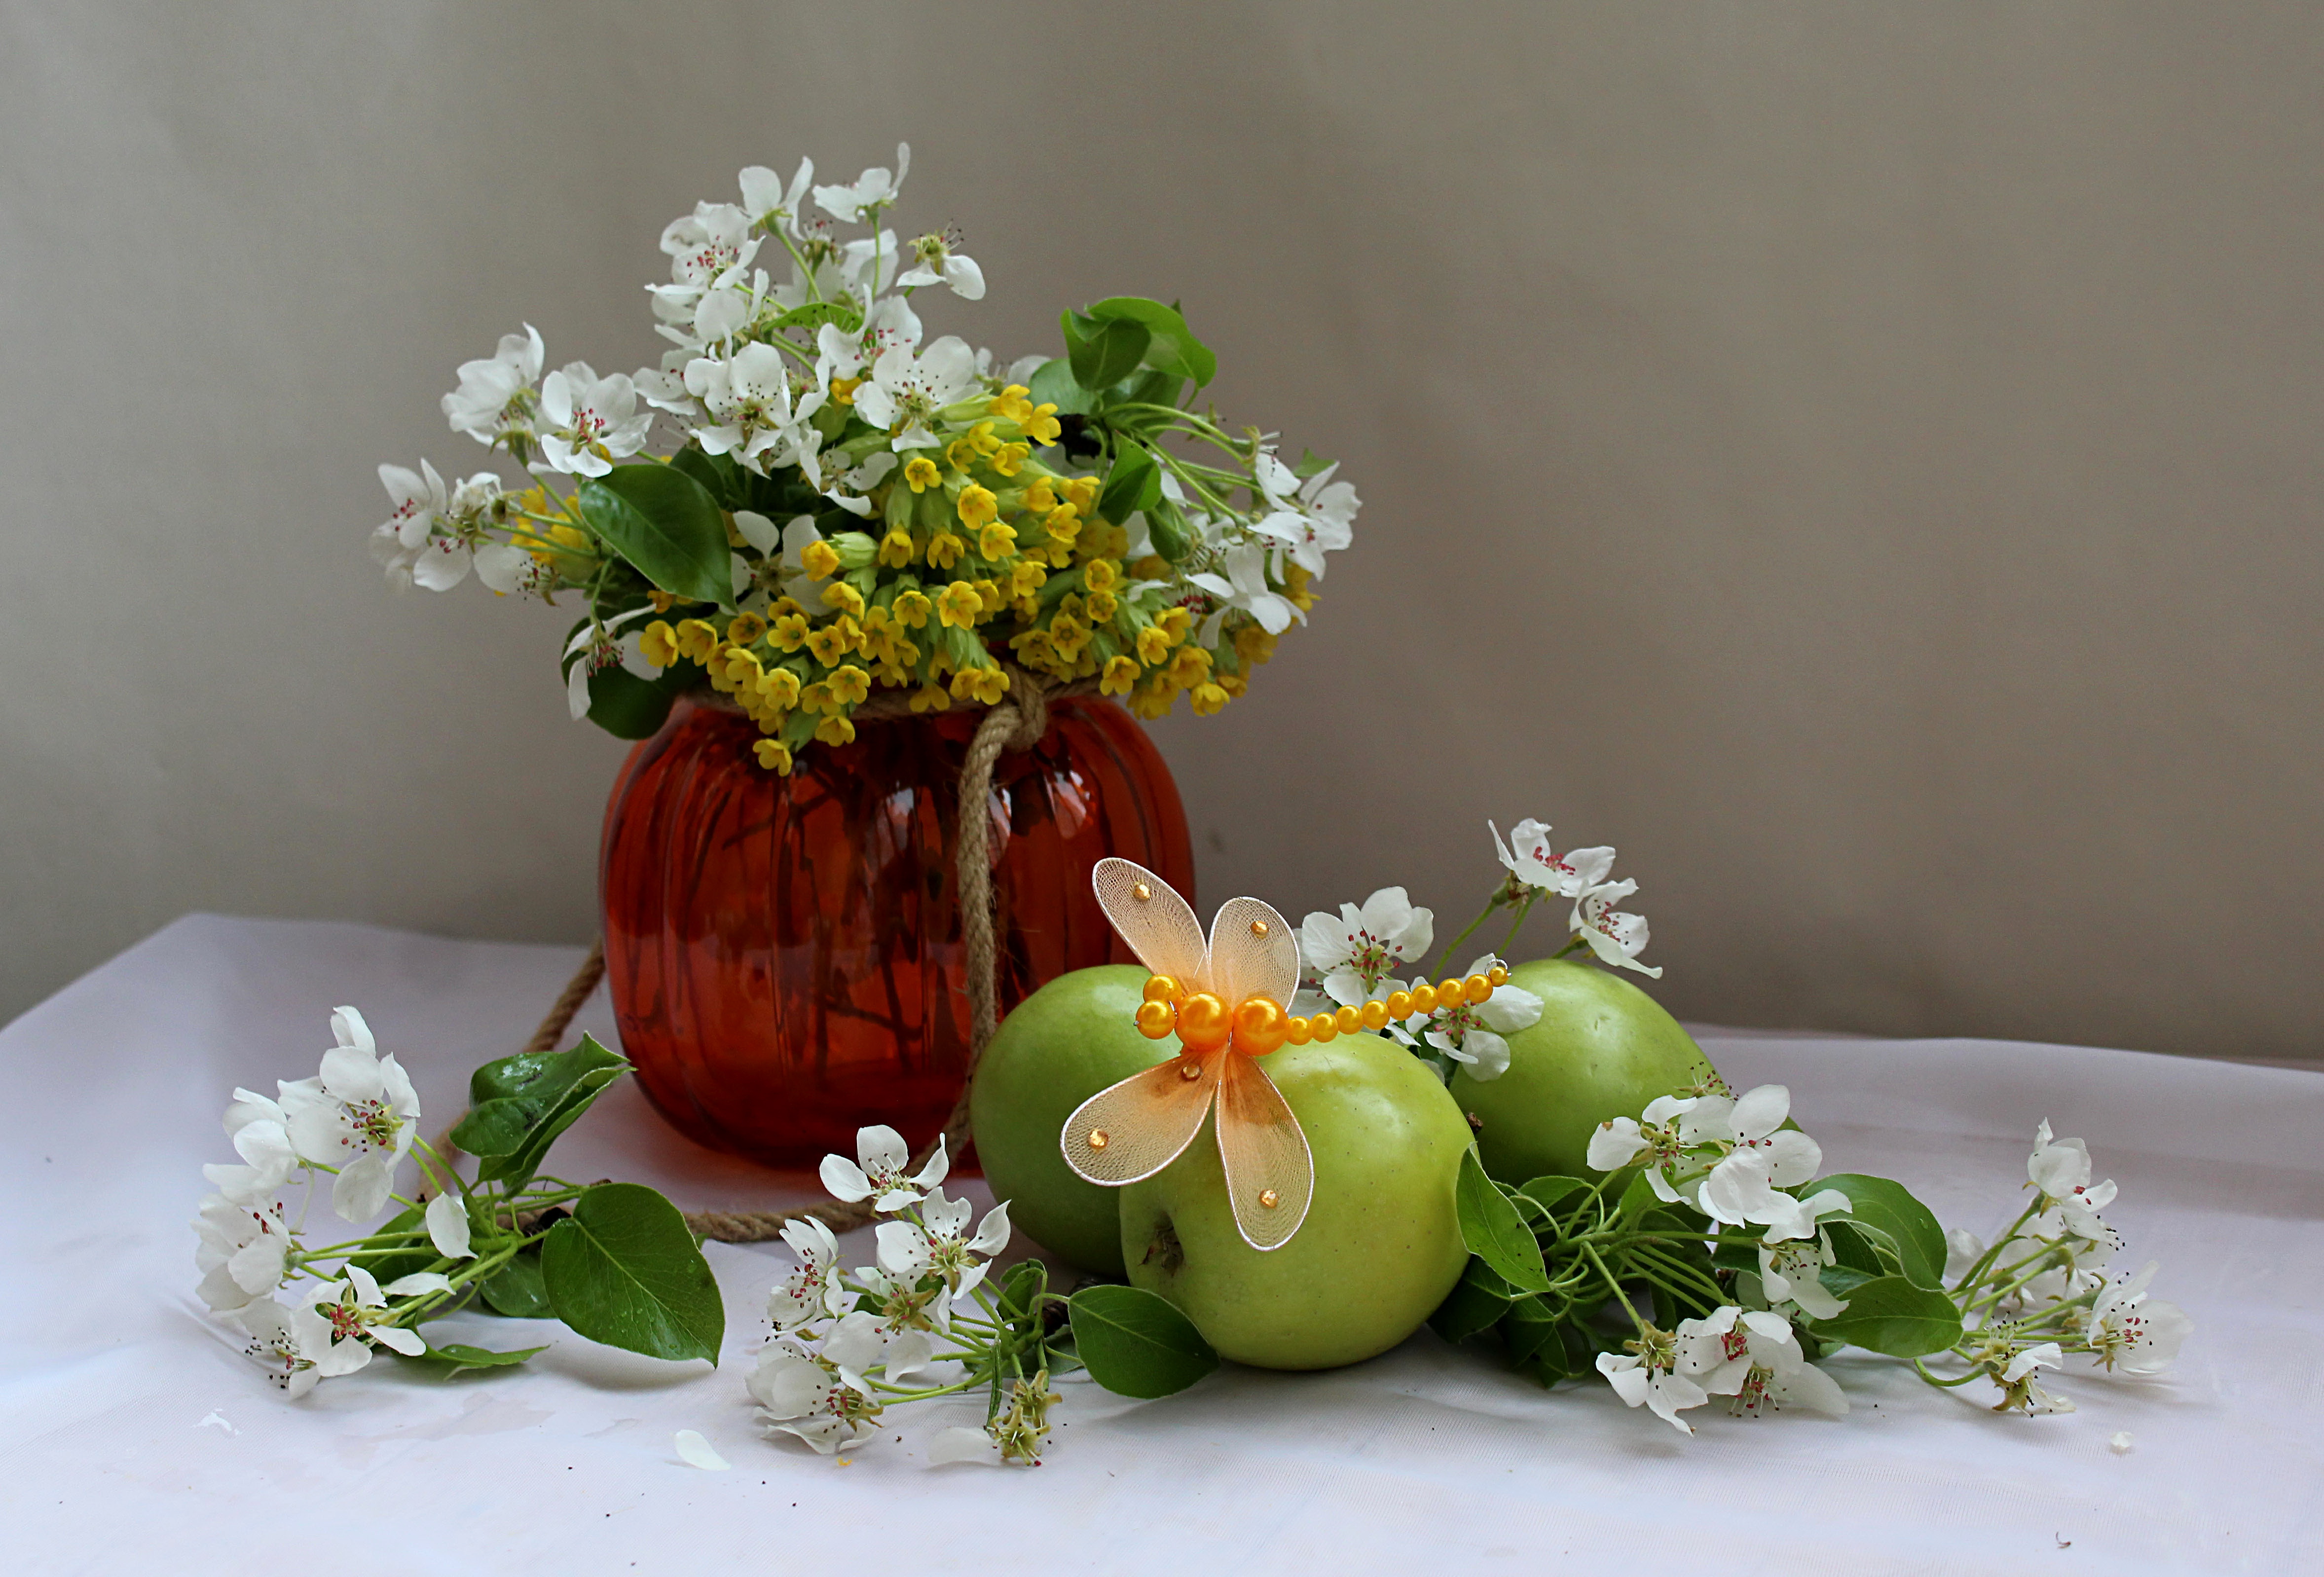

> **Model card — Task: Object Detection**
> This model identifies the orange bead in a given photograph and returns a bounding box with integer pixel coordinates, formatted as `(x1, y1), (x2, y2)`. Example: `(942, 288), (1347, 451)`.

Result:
(1285, 1014), (1313, 1046)
(1438, 977), (1466, 1006)
(1176, 992), (1233, 1054)
(1386, 990), (1415, 1019)
(1232, 995), (1290, 1056)
(1360, 999), (1390, 1031)
(1465, 973), (1493, 1004)
(1486, 964), (1509, 987)
(1134, 1000), (1177, 1040)
(1309, 1012), (1339, 1043)
(1143, 974), (1182, 1006)
(1409, 985), (1439, 1015)
(1333, 1005), (1362, 1035)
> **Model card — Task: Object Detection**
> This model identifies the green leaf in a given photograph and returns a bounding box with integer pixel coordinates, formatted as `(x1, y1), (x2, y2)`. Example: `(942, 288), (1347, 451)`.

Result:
(392, 1337), (550, 1377)
(1028, 357), (1094, 417)
(455, 1035), (629, 1193)
(1292, 447), (1334, 480)
(1455, 1149), (1550, 1294)
(1142, 497), (1191, 562)
(1069, 317), (1150, 393)
(1810, 1274), (1964, 1358)
(771, 301), (860, 337)
(541, 1183), (725, 1365)
(1813, 1174), (1948, 1289)
(575, 465), (732, 607)
(1086, 297), (1217, 387)
(1824, 1218), (1903, 1279)
(1099, 443), (1162, 525)
(1428, 1256), (1515, 1344)
(667, 446), (745, 509)
(1499, 1293), (1568, 1365)
(995, 1259), (1047, 1326)
(1517, 1176), (1587, 1233)
(1066, 1284), (1217, 1399)
(480, 1246), (553, 1318)
(583, 661), (678, 741)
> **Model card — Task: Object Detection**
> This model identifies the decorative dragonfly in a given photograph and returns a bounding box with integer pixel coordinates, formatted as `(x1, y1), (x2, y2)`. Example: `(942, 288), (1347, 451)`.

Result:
(1060, 858), (1507, 1250)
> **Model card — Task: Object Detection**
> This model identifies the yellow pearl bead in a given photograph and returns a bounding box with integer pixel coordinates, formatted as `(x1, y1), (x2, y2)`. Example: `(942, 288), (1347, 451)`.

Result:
(1465, 973), (1493, 1004)
(1177, 992), (1233, 1054)
(1309, 1013), (1339, 1043)
(1486, 964), (1509, 987)
(1409, 985), (1439, 1015)
(1386, 990), (1414, 1019)
(1360, 1000), (1390, 1031)
(1142, 974), (1181, 1005)
(1134, 1000), (1176, 1039)
(1232, 994), (1290, 1056)
(1333, 1005), (1362, 1035)
(1438, 977), (1466, 1007)
(1285, 1014), (1313, 1046)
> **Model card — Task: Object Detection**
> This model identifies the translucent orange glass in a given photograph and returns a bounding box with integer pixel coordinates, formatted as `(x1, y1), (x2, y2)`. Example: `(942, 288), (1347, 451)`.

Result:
(599, 695), (1194, 1167)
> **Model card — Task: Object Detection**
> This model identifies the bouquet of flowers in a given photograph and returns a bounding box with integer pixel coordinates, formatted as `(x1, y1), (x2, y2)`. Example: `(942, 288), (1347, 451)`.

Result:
(368, 145), (1360, 772)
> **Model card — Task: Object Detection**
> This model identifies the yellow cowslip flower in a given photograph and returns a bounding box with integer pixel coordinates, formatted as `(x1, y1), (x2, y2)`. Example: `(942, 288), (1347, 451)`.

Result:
(1168, 644), (1213, 688)
(756, 668), (802, 710)
(878, 529), (916, 569)
(936, 580), (985, 629)
(1010, 559), (1047, 598)
(705, 652), (738, 695)
(772, 613), (811, 653)
(946, 438), (980, 473)
(1129, 676), (1178, 720)
(1131, 553), (1171, 580)
(675, 619), (721, 664)
(1042, 504), (1080, 545)
(967, 420), (1002, 458)
(1057, 592), (1087, 624)
(720, 647), (765, 687)
(805, 623), (853, 666)
(991, 384), (1034, 425)
(1083, 558), (1119, 593)
(769, 594), (805, 619)
(828, 375), (864, 407)
(727, 611), (768, 647)
(857, 606), (898, 662)
(926, 532), (965, 571)
(1049, 617), (1093, 661)
(978, 522), (1018, 560)
(973, 579), (1004, 614)
(1135, 624), (1173, 666)
(801, 680), (835, 716)
(957, 485), (999, 529)
(828, 664), (871, 706)
(753, 739), (794, 774)
(1045, 541), (1076, 569)
(1011, 630), (1056, 668)
(648, 589), (676, 614)
(891, 588), (933, 628)
(801, 540), (842, 579)
(1086, 588), (1119, 623)
(1218, 672), (1249, 698)
(910, 681), (951, 713)
(1026, 403), (1063, 447)
(822, 581), (866, 619)
(1024, 477), (1059, 513)
(1157, 607), (1193, 644)
(1099, 655), (1140, 696)
(991, 442), (1029, 478)
(1190, 682), (1230, 717)
(950, 665), (1009, 706)
(903, 456), (941, 493)
(640, 621), (680, 668)
(1284, 562), (1316, 612)
(1235, 625), (1278, 665)
(750, 702), (788, 733)
(816, 714), (857, 747)
(891, 636), (921, 669)
(1063, 476), (1099, 516)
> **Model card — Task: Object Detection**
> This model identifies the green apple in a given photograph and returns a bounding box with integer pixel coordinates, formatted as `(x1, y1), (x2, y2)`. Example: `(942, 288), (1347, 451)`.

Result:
(1119, 1034), (1472, 1370)
(969, 965), (1176, 1275)
(1449, 957), (1719, 1184)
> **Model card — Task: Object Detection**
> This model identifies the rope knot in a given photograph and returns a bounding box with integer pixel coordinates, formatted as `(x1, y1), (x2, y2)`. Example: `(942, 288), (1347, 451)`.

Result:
(1003, 667), (1053, 751)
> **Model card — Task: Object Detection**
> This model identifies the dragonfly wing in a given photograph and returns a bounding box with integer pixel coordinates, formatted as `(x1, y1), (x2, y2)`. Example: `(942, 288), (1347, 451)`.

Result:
(1060, 1050), (1222, 1185)
(1205, 895), (1301, 1012)
(1216, 1052), (1314, 1250)
(1092, 857), (1210, 988)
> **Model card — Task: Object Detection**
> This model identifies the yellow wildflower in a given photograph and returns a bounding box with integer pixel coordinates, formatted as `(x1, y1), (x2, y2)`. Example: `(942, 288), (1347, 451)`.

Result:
(946, 438), (980, 473)
(648, 589), (676, 614)
(720, 647), (765, 687)
(1049, 617), (1093, 662)
(991, 384), (1034, 425)
(1099, 655), (1140, 697)
(1010, 559), (1048, 598)
(771, 613), (811, 654)
(968, 421), (1002, 457)
(1167, 644), (1213, 688)
(1284, 562), (1315, 612)
(978, 522), (1018, 560)
(909, 682), (950, 713)
(950, 666), (1010, 706)
(675, 619), (721, 664)
(828, 664), (871, 706)
(1217, 672), (1248, 698)
(1043, 504), (1080, 545)
(878, 529), (917, 568)
(727, 612), (768, 647)
(957, 485), (999, 529)
(821, 581), (866, 619)
(1012, 630), (1056, 667)
(801, 681), (835, 716)
(800, 539), (842, 580)
(1135, 624), (1174, 666)
(1235, 625), (1278, 665)
(1086, 589), (1119, 623)
(828, 375), (864, 406)
(903, 456), (941, 493)
(816, 715), (857, 746)
(1025, 403), (1063, 447)
(1190, 682), (1230, 717)
(1131, 554), (1171, 580)
(992, 442), (1029, 478)
(926, 532), (966, 571)
(973, 579), (1004, 614)
(756, 668), (802, 710)
(753, 739), (794, 774)
(1156, 607), (1193, 644)
(640, 621), (680, 668)
(936, 581), (984, 629)
(892, 588), (933, 628)
(1024, 478), (1058, 513)
(1063, 476), (1099, 516)
(1083, 559), (1119, 593)
(805, 623), (853, 666)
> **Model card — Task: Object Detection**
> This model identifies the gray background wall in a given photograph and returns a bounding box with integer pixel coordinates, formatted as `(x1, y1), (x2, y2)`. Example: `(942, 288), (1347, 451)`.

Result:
(3, 2), (2317, 1061)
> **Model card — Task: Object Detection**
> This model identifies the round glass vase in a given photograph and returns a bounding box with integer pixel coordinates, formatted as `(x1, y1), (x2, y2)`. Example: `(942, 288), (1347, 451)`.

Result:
(598, 692), (1194, 1168)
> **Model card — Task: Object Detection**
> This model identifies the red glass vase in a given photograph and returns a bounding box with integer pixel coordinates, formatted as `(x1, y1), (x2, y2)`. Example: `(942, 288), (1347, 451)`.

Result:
(598, 693), (1193, 1168)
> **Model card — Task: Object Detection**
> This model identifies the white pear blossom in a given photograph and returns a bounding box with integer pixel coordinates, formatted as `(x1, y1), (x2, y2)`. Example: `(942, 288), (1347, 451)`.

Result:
(193, 1194), (293, 1312)
(1252, 451), (1357, 577)
(1759, 1228), (1852, 1320)
(739, 158), (814, 237)
(1391, 953), (1541, 1081)
(749, 1335), (883, 1454)
(2026, 1120), (2117, 1241)
(562, 607), (658, 721)
(286, 1264), (434, 1381)
(1490, 818), (1616, 899)
(538, 363), (652, 477)
(1698, 1085), (1823, 1228)
(410, 473), (531, 594)
(851, 335), (978, 451)
(1572, 878), (1660, 977)
(235, 1299), (321, 1398)
(813, 143), (909, 223)
(1585, 1091), (1734, 1199)
(926, 1425), (1000, 1466)
(424, 1190), (475, 1260)
(821, 451), (897, 517)
(1676, 1306), (1849, 1418)
(1187, 543), (1302, 635)
(1596, 1327), (1708, 1434)
(769, 1216), (852, 1330)
(898, 226), (985, 300)
(873, 1190), (1011, 1300)
(1992, 1341), (2075, 1413)
(732, 511), (831, 607)
(820, 1126), (948, 1212)
(1944, 1227), (1987, 1284)
(2085, 1261), (2192, 1375)
(370, 460), (446, 587)
(205, 1086), (299, 1205)
(683, 343), (826, 474)
(276, 1006), (419, 1222)
(840, 229), (903, 296)
(441, 325), (544, 447)
(654, 202), (761, 315)
(1298, 887), (1434, 1007)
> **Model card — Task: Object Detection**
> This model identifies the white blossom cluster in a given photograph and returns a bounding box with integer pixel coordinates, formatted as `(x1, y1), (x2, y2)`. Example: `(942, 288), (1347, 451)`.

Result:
(192, 1009), (472, 1396)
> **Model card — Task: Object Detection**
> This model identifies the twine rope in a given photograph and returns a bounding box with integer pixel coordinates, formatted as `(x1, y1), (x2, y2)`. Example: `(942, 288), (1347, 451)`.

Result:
(423, 667), (1093, 1244)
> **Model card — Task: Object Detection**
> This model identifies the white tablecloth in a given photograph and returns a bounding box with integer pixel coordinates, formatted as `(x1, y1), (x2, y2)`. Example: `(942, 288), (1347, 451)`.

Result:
(5, 916), (2318, 1575)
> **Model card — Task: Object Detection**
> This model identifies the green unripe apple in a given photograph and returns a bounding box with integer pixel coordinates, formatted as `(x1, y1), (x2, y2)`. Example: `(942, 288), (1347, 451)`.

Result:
(1119, 1035), (1472, 1370)
(969, 965), (1175, 1275)
(1449, 957), (1718, 1184)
